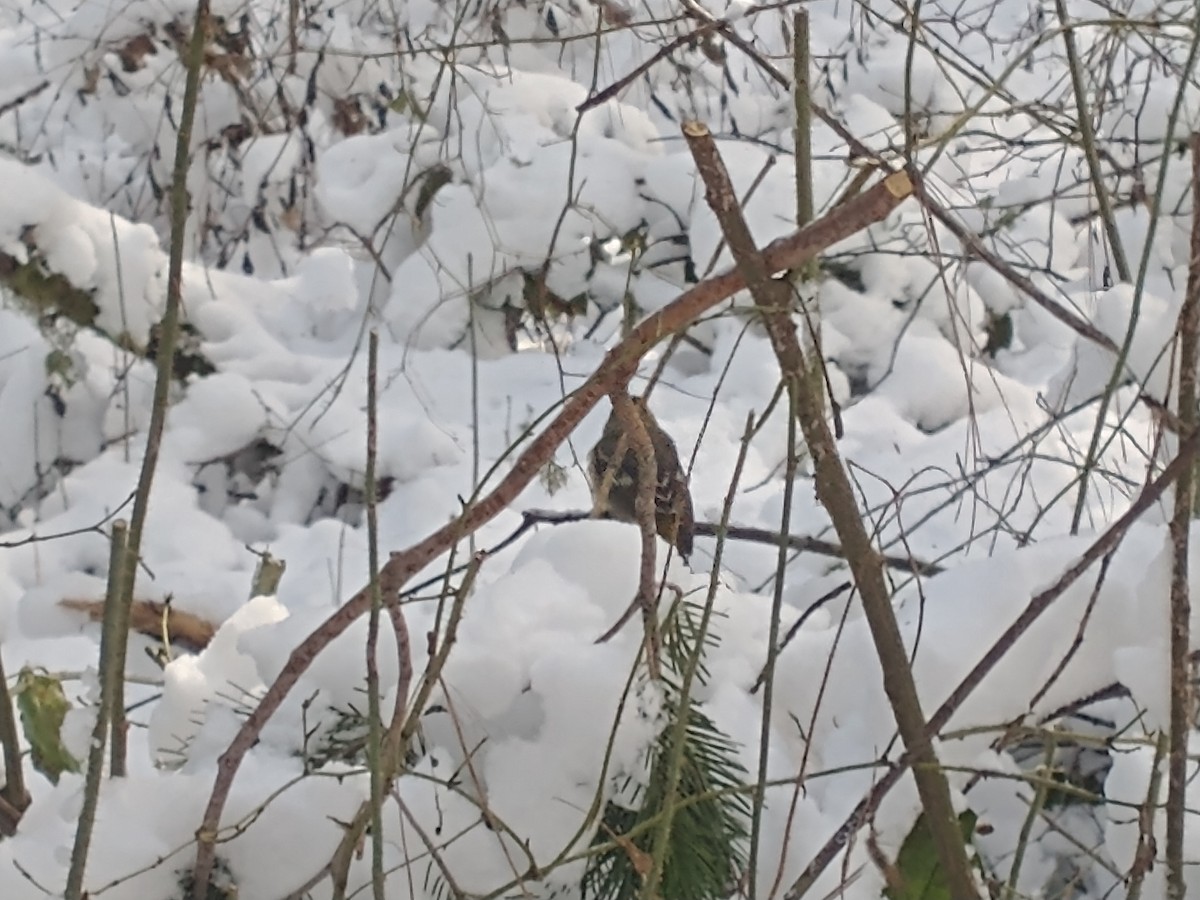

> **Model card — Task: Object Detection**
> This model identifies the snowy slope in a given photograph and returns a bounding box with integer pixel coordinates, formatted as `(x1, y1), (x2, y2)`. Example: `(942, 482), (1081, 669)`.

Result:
(0, 0), (1198, 897)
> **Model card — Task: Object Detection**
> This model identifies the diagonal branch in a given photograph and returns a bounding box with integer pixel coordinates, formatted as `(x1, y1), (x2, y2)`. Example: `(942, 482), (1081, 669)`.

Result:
(914, 183), (1119, 355)
(786, 424), (1200, 897)
(187, 170), (915, 898)
(682, 120), (979, 900)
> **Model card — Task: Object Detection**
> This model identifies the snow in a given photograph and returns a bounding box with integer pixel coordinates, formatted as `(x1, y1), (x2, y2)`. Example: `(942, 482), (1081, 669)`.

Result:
(0, 0), (1197, 897)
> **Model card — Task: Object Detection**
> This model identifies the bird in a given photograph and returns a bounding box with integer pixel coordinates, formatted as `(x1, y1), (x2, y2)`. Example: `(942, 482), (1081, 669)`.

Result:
(588, 395), (695, 560)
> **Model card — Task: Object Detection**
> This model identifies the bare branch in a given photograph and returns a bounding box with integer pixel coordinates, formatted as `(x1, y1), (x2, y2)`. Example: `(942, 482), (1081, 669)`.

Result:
(188, 171), (913, 898)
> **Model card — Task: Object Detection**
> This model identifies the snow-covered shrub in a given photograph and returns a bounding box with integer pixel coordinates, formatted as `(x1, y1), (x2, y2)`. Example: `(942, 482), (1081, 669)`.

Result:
(3, 0), (1200, 897)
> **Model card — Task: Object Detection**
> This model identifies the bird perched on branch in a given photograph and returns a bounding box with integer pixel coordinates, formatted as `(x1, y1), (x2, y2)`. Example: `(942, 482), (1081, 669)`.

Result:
(588, 396), (695, 560)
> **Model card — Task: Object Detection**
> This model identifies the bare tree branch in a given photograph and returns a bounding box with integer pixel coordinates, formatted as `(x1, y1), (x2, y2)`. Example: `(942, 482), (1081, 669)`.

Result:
(187, 169), (915, 899)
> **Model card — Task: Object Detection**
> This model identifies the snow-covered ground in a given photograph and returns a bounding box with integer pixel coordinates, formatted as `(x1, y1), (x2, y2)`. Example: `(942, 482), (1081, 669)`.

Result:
(0, 0), (1198, 896)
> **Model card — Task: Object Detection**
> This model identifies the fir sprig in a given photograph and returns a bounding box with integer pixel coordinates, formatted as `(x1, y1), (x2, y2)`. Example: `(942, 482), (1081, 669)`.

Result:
(583, 600), (750, 900)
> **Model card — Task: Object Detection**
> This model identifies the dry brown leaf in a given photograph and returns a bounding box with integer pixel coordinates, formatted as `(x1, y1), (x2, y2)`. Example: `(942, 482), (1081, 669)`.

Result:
(117, 33), (158, 73)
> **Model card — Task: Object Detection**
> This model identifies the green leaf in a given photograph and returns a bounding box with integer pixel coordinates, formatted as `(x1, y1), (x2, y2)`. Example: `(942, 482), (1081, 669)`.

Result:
(886, 811), (978, 900)
(16, 667), (80, 784)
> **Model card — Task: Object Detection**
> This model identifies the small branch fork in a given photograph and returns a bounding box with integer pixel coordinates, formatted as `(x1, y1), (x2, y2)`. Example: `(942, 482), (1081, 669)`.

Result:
(684, 120), (978, 900)
(786, 424), (1200, 896)
(187, 163), (912, 897)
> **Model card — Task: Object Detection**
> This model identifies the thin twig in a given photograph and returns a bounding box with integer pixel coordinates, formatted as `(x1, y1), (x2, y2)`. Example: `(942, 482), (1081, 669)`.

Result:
(914, 184), (1119, 355)
(365, 330), (386, 900)
(189, 174), (911, 898)
(327, 557), (470, 897)
(693, 522), (943, 576)
(750, 375), (798, 899)
(1026, 555), (1115, 715)
(422, 510), (943, 592)
(750, 581), (854, 695)
(786, 425), (1200, 897)
(1004, 734), (1057, 898)
(683, 120), (978, 899)
(1069, 19), (1200, 534)
(1054, 0), (1131, 283)
(0, 493), (134, 549)
(0, 80), (49, 119)
(576, 21), (722, 113)
(792, 83), (1125, 359)
(396, 797), (467, 900)
(1126, 734), (1169, 900)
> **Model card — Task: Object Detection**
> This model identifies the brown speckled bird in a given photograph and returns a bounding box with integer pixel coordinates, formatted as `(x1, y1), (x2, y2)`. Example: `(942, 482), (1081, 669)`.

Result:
(588, 396), (695, 560)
